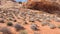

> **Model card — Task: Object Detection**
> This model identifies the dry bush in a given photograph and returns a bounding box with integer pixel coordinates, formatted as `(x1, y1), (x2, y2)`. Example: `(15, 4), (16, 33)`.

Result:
(48, 24), (56, 29)
(14, 24), (25, 31)
(20, 30), (28, 34)
(30, 24), (39, 31)
(7, 22), (13, 26)
(0, 27), (12, 34)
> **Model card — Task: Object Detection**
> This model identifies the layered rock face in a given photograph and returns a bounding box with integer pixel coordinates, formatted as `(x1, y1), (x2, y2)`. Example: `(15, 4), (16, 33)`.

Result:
(23, 0), (60, 14)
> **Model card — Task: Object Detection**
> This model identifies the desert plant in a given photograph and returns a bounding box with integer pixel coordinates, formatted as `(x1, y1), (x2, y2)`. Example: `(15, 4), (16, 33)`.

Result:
(7, 22), (13, 26)
(20, 30), (28, 34)
(0, 19), (4, 23)
(0, 27), (12, 34)
(41, 22), (49, 26)
(48, 24), (56, 29)
(57, 25), (60, 28)
(14, 24), (25, 31)
(30, 24), (39, 31)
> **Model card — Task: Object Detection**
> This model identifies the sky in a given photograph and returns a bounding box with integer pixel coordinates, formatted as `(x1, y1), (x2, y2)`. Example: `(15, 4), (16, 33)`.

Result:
(15, 0), (27, 2)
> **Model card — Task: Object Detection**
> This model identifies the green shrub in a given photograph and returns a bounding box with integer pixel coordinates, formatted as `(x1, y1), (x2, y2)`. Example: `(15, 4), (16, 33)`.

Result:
(7, 22), (13, 26)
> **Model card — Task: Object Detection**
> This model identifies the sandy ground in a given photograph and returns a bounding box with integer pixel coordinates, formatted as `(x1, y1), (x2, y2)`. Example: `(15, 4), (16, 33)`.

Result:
(0, 8), (60, 34)
(0, 0), (60, 34)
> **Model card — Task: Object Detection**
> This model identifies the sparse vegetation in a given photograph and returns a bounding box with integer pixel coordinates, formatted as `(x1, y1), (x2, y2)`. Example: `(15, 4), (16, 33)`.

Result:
(57, 25), (60, 28)
(30, 24), (39, 31)
(0, 19), (4, 23)
(7, 22), (13, 26)
(41, 22), (49, 26)
(48, 24), (56, 29)
(20, 30), (28, 34)
(0, 27), (12, 34)
(14, 24), (25, 31)
(0, 0), (60, 34)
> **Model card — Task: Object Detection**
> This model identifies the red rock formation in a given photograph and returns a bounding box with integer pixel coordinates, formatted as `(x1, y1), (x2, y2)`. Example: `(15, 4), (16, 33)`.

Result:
(23, 0), (60, 14)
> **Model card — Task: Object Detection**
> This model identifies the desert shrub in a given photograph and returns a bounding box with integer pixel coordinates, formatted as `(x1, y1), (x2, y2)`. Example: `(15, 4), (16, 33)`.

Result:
(14, 24), (25, 31)
(48, 24), (56, 29)
(20, 30), (28, 34)
(0, 19), (4, 23)
(7, 22), (13, 26)
(57, 25), (60, 28)
(41, 22), (49, 26)
(30, 24), (39, 31)
(0, 27), (12, 34)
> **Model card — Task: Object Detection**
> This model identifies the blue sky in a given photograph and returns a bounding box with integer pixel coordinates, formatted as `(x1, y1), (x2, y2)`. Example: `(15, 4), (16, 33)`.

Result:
(15, 0), (27, 2)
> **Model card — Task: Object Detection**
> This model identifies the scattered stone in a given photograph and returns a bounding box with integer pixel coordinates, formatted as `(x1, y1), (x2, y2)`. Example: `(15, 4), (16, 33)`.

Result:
(45, 17), (51, 22)
(23, 21), (28, 25)
(29, 17), (35, 22)
(54, 17), (60, 22)
(13, 19), (17, 22)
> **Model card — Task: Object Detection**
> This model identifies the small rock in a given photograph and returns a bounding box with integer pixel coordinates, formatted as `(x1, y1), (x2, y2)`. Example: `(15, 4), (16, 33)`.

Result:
(23, 21), (28, 25)
(29, 17), (35, 22)
(54, 17), (60, 22)
(13, 20), (17, 22)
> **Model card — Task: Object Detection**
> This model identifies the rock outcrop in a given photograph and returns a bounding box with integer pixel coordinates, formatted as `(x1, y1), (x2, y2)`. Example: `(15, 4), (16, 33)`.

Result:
(23, 0), (60, 15)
